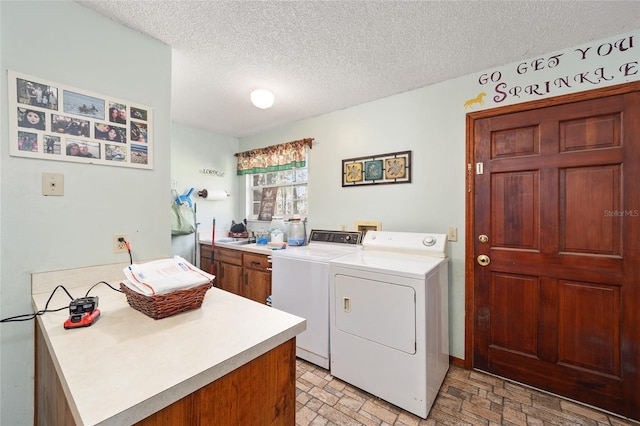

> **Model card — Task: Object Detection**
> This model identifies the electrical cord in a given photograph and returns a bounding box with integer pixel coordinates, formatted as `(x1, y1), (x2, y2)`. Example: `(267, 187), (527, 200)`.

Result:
(0, 285), (73, 323)
(3, 238), (133, 324)
(118, 237), (133, 265)
(0, 281), (124, 324)
(84, 281), (123, 297)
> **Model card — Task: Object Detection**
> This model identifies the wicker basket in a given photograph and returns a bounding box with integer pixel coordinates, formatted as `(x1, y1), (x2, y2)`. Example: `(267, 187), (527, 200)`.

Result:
(120, 282), (213, 320)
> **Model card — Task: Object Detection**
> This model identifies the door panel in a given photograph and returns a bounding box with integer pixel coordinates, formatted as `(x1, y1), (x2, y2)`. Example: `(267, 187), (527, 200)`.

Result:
(469, 87), (640, 420)
(561, 166), (621, 255)
(334, 274), (416, 354)
(557, 280), (620, 376)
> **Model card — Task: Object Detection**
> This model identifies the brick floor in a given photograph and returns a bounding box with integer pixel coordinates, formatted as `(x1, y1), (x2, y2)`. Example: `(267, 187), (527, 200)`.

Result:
(295, 359), (639, 426)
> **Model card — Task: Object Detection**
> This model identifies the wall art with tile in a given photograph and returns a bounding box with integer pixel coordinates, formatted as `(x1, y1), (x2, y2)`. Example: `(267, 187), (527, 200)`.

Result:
(342, 150), (411, 187)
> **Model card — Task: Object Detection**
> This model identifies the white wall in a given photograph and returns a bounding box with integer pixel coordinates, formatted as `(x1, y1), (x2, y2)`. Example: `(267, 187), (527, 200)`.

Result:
(240, 81), (469, 359)
(239, 29), (640, 362)
(0, 2), (171, 424)
(170, 123), (239, 263)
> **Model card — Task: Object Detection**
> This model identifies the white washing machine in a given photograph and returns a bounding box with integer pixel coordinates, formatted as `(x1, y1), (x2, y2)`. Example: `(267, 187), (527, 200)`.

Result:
(271, 229), (363, 369)
(329, 231), (449, 419)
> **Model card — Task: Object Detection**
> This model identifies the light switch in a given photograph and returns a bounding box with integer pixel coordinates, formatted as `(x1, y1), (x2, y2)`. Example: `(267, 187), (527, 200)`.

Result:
(42, 172), (64, 196)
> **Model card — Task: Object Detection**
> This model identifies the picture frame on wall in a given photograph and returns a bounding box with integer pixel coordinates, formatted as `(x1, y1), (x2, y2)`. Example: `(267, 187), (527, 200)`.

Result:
(7, 70), (153, 169)
(342, 150), (411, 187)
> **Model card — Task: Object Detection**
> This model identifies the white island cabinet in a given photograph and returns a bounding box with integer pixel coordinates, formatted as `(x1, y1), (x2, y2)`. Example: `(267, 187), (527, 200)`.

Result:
(32, 262), (305, 426)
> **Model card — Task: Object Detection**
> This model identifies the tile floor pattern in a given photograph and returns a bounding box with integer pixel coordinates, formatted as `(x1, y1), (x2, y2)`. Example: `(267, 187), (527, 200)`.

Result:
(295, 359), (640, 426)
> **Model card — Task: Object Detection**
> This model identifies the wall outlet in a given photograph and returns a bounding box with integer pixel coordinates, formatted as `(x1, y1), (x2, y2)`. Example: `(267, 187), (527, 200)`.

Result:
(42, 172), (64, 196)
(447, 227), (458, 242)
(113, 234), (128, 253)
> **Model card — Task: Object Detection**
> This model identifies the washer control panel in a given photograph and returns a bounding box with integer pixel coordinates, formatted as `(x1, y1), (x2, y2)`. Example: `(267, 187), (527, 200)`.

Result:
(309, 229), (363, 245)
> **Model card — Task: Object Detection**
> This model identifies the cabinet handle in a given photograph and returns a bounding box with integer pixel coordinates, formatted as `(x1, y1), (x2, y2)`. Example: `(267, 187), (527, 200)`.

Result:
(250, 261), (260, 266)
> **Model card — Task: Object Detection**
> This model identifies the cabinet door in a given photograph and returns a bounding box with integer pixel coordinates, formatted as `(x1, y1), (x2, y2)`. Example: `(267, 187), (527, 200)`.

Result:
(199, 244), (212, 273)
(243, 268), (271, 305)
(200, 244), (211, 273)
(218, 262), (243, 295)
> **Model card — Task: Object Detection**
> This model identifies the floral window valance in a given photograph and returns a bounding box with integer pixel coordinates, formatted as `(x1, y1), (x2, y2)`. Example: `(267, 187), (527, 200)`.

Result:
(235, 138), (314, 175)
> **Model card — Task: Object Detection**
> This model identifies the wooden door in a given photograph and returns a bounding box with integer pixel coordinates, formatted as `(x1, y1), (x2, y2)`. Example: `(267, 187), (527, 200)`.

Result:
(467, 84), (640, 419)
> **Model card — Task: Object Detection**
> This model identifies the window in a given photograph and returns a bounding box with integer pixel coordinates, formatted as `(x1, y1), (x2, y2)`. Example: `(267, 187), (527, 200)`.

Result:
(247, 163), (308, 220)
(235, 138), (313, 220)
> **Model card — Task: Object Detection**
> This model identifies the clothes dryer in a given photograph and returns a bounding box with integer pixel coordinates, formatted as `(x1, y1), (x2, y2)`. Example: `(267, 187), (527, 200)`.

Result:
(329, 231), (449, 418)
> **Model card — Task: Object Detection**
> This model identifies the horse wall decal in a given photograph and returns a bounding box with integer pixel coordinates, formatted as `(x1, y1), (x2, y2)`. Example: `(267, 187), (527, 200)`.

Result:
(464, 92), (487, 109)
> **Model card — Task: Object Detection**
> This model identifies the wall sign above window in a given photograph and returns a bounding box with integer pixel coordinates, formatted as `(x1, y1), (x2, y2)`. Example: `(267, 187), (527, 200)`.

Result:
(342, 150), (411, 187)
(7, 70), (153, 169)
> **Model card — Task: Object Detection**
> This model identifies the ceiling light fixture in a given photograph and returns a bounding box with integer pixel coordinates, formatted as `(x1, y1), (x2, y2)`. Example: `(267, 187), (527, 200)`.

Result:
(250, 89), (275, 109)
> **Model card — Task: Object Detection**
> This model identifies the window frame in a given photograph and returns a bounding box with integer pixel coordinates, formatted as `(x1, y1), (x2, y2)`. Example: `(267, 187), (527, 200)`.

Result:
(246, 161), (308, 221)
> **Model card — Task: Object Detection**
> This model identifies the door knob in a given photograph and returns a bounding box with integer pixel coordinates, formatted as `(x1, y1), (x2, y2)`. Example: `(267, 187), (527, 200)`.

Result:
(477, 255), (490, 266)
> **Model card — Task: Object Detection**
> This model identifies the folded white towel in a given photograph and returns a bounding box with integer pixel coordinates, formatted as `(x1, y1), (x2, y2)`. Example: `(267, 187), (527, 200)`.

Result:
(123, 256), (214, 296)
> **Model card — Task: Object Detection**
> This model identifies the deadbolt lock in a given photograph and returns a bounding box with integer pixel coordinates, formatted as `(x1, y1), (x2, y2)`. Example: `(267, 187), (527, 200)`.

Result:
(478, 234), (488, 243)
(477, 254), (490, 266)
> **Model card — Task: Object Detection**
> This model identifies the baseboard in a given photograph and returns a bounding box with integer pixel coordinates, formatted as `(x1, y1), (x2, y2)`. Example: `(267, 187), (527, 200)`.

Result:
(449, 355), (464, 368)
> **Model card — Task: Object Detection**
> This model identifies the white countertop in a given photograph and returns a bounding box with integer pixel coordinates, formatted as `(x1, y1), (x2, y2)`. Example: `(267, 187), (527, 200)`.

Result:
(32, 263), (305, 426)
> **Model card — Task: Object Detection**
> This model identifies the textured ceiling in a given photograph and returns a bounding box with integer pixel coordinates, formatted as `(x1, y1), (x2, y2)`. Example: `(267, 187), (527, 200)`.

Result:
(75, 1), (640, 138)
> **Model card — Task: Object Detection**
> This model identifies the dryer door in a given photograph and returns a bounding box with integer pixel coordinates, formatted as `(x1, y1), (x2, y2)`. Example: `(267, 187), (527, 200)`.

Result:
(334, 274), (416, 354)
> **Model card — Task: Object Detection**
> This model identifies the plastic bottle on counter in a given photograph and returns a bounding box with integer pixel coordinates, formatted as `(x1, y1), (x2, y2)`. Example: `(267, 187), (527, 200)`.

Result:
(270, 228), (284, 245)
(287, 214), (306, 246)
(256, 230), (269, 245)
(269, 216), (286, 243)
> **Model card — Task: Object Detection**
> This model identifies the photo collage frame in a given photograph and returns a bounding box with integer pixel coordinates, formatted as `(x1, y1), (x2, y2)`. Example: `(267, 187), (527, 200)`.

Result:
(342, 150), (412, 187)
(7, 70), (153, 169)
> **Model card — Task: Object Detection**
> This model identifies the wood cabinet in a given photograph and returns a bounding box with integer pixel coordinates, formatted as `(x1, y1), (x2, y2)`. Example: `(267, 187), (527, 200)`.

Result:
(215, 247), (243, 295)
(36, 323), (297, 425)
(212, 246), (272, 304)
(199, 243), (212, 274)
(242, 252), (272, 304)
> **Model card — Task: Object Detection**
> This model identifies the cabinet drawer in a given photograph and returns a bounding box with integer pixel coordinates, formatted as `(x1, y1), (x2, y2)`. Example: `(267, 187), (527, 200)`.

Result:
(243, 253), (271, 270)
(215, 247), (242, 266)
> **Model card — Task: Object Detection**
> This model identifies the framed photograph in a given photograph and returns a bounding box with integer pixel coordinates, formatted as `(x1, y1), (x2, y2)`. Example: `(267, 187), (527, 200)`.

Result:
(43, 135), (61, 155)
(342, 150), (411, 187)
(17, 108), (46, 130)
(16, 77), (58, 110)
(131, 107), (148, 121)
(105, 144), (128, 162)
(63, 90), (105, 120)
(108, 102), (127, 124)
(7, 70), (153, 169)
